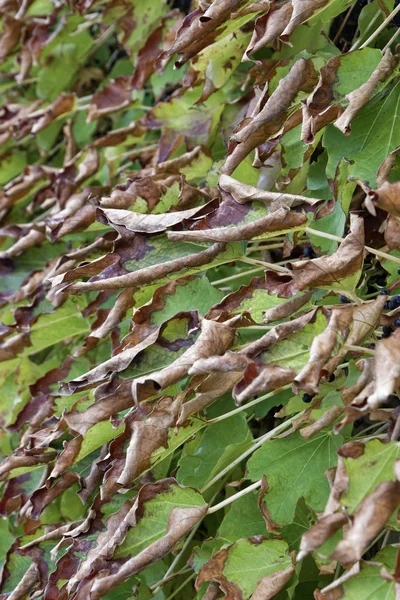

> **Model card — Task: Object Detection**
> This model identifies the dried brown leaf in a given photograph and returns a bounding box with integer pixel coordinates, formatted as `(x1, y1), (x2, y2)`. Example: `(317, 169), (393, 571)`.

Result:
(263, 290), (313, 323)
(297, 511), (348, 561)
(132, 318), (236, 402)
(223, 58), (317, 174)
(243, 2), (293, 59)
(367, 328), (400, 409)
(335, 50), (398, 135)
(57, 241), (226, 293)
(251, 564), (295, 599)
(87, 76), (132, 122)
(219, 174), (320, 211)
(168, 207), (306, 243)
(117, 396), (181, 487)
(293, 306), (353, 395)
(332, 481), (400, 563)
(289, 213), (364, 290)
(234, 362), (296, 404)
(98, 203), (206, 233)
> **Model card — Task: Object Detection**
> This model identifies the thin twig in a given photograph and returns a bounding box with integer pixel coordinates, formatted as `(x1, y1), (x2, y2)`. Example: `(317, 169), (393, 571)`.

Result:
(207, 480), (262, 514)
(359, 3), (400, 48)
(240, 256), (290, 273)
(200, 412), (303, 493)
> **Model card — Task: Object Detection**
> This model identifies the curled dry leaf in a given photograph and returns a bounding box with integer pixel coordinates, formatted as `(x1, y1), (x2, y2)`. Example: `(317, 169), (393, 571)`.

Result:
(234, 362), (296, 404)
(87, 77), (132, 122)
(280, 0), (329, 40)
(97, 203), (207, 234)
(297, 511), (348, 561)
(289, 213), (364, 290)
(333, 481), (400, 563)
(293, 306), (353, 395)
(168, 206), (307, 243)
(177, 371), (243, 424)
(251, 564), (295, 599)
(132, 318), (236, 402)
(243, 2), (294, 60)
(263, 290), (313, 323)
(367, 328), (400, 409)
(56, 242), (227, 293)
(223, 58), (317, 174)
(117, 396), (181, 487)
(219, 174), (320, 211)
(373, 180), (400, 217)
(301, 55), (342, 143)
(335, 50), (398, 135)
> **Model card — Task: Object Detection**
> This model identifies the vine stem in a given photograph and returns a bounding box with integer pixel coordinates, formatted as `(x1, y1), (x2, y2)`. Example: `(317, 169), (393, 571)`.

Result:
(211, 266), (264, 286)
(207, 385), (292, 424)
(383, 26), (400, 51)
(240, 256), (290, 273)
(164, 573), (196, 600)
(359, 3), (400, 49)
(207, 480), (262, 514)
(306, 227), (400, 266)
(200, 411), (303, 493)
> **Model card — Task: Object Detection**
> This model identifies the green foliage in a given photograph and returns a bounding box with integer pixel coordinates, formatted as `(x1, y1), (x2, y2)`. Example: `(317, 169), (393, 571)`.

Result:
(1, 1), (400, 598)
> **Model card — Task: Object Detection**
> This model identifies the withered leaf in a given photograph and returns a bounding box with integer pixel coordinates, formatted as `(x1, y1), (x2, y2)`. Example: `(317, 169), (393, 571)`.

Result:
(297, 511), (348, 561)
(168, 207), (306, 242)
(223, 58), (317, 174)
(293, 306), (353, 395)
(335, 50), (398, 135)
(132, 318), (236, 402)
(97, 203), (206, 233)
(219, 174), (320, 211)
(367, 328), (400, 409)
(251, 564), (295, 599)
(289, 214), (364, 290)
(56, 242), (226, 293)
(333, 481), (400, 563)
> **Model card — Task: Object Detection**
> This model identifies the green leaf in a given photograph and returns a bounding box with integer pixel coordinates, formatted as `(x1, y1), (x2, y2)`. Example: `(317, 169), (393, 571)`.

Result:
(340, 439), (400, 513)
(199, 538), (293, 599)
(259, 310), (328, 372)
(114, 483), (206, 558)
(177, 413), (253, 489)
(324, 80), (400, 185)
(218, 491), (268, 543)
(247, 430), (343, 525)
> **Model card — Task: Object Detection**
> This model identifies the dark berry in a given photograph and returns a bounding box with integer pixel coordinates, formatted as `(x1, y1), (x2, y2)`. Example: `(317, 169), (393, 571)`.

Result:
(368, 343), (376, 350)
(391, 295), (400, 309)
(379, 289), (389, 295)
(329, 373), (335, 383)
(394, 318), (400, 328)
(382, 325), (393, 338)
(304, 246), (317, 259)
(302, 393), (313, 403)
(339, 295), (350, 304)
(384, 301), (391, 310)
(397, 268), (400, 275)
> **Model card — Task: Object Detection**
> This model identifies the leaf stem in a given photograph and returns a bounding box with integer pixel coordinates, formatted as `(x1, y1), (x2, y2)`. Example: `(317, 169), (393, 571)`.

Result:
(344, 344), (375, 356)
(240, 256), (290, 273)
(150, 567), (192, 590)
(383, 26), (400, 51)
(207, 480), (262, 514)
(200, 412), (303, 493)
(359, 3), (400, 49)
(207, 385), (293, 424)
(306, 227), (400, 266)
(211, 266), (264, 286)
(164, 573), (196, 600)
